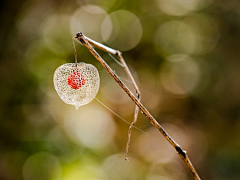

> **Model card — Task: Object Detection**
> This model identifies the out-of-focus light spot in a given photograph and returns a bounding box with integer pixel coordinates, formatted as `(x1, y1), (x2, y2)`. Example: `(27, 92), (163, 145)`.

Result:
(64, 103), (116, 149)
(22, 152), (61, 180)
(155, 0), (213, 16)
(46, 88), (71, 123)
(176, 22), (201, 54)
(192, 58), (211, 94)
(186, 126), (208, 164)
(102, 154), (142, 180)
(140, 88), (162, 113)
(135, 127), (176, 163)
(46, 127), (73, 154)
(61, 160), (107, 180)
(100, 63), (137, 105)
(179, 0), (213, 11)
(183, 13), (219, 54)
(70, 5), (108, 42)
(101, 10), (143, 51)
(147, 175), (171, 180)
(155, 0), (193, 16)
(24, 40), (63, 82)
(135, 123), (196, 164)
(147, 160), (187, 180)
(154, 20), (201, 55)
(100, 15), (113, 44)
(24, 39), (62, 80)
(81, 0), (118, 9)
(42, 14), (72, 55)
(160, 54), (200, 95)
(154, 15), (219, 55)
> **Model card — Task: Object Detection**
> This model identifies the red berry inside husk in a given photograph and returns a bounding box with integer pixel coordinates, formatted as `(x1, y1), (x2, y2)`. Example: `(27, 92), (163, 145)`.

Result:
(68, 72), (86, 89)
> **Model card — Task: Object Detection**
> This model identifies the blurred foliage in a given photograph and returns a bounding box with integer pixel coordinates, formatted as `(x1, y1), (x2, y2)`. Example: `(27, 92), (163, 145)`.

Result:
(1, 0), (240, 179)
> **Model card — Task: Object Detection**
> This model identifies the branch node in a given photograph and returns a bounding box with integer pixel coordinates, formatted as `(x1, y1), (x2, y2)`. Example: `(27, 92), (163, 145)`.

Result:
(75, 32), (83, 38)
(175, 146), (186, 159)
(116, 50), (122, 56)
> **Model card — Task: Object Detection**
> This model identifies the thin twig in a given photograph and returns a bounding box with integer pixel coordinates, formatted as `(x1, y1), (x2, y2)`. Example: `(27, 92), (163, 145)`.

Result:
(84, 36), (141, 160)
(108, 53), (124, 67)
(116, 52), (141, 161)
(72, 37), (78, 67)
(75, 32), (201, 180)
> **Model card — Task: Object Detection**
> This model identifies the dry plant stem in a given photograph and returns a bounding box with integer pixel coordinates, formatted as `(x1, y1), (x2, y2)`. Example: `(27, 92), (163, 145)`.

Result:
(75, 32), (201, 180)
(85, 36), (141, 161)
(72, 37), (78, 67)
(117, 53), (141, 161)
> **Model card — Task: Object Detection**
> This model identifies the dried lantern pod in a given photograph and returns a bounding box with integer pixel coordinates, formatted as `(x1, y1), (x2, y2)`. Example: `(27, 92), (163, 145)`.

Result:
(53, 62), (100, 109)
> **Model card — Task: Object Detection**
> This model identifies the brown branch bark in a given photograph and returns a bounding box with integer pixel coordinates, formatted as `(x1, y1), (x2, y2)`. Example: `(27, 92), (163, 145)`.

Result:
(75, 32), (201, 180)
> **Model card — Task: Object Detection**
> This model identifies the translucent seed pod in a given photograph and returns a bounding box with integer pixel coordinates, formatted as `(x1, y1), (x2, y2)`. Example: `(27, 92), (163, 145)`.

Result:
(53, 63), (100, 109)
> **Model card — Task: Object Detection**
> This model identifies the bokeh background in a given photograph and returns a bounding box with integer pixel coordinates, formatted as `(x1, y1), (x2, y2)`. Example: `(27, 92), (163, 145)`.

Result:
(1, 0), (240, 179)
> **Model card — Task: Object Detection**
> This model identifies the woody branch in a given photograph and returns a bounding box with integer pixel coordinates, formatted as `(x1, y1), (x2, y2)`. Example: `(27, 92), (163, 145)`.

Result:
(75, 32), (201, 180)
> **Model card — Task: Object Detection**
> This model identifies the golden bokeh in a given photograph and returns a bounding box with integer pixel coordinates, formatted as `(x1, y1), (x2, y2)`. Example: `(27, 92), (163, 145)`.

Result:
(1, 0), (240, 179)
